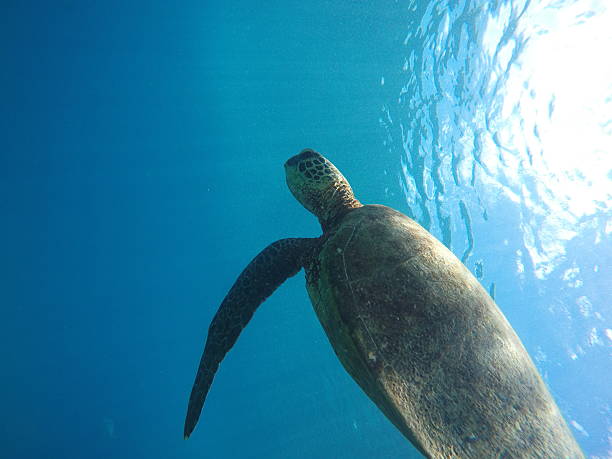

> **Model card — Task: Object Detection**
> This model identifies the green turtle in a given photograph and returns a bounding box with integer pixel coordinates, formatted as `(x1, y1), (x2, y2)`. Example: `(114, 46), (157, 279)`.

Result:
(184, 149), (583, 458)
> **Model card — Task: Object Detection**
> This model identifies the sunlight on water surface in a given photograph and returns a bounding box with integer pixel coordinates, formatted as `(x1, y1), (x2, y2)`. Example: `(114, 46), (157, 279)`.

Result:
(483, 0), (612, 278)
(382, 0), (611, 455)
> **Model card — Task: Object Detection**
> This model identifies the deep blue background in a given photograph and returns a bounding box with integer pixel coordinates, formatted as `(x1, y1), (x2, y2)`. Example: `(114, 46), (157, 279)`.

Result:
(1, 1), (609, 458)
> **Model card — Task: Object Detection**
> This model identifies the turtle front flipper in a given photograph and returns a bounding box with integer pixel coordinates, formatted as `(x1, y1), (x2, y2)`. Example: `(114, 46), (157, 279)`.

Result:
(184, 237), (317, 439)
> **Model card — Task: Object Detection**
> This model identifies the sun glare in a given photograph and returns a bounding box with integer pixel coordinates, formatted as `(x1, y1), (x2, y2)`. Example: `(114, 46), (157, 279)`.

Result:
(483, 0), (612, 277)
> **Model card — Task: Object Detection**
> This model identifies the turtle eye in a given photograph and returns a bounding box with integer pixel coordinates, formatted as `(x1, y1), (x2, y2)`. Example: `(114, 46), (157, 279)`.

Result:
(299, 163), (306, 172)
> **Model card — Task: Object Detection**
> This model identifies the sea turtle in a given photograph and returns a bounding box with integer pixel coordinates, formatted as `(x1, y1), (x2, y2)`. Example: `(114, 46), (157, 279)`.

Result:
(184, 149), (583, 458)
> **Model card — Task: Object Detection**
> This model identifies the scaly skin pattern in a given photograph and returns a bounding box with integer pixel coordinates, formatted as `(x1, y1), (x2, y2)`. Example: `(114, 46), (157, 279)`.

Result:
(306, 204), (584, 459)
(184, 237), (318, 438)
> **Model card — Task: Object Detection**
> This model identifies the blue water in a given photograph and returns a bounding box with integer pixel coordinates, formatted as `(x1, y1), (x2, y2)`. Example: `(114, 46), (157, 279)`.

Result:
(2, 1), (610, 458)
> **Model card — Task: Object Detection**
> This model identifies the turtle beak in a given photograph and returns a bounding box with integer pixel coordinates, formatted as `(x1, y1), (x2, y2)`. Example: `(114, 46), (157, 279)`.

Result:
(285, 149), (319, 168)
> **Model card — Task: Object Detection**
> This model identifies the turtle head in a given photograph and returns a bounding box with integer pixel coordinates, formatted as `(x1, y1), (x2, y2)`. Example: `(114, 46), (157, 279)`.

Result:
(285, 149), (361, 231)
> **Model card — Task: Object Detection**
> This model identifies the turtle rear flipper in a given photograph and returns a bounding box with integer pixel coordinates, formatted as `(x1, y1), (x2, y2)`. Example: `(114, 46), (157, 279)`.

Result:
(184, 237), (317, 439)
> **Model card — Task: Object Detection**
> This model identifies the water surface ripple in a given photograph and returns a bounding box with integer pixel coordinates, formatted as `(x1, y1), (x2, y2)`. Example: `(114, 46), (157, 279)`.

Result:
(382, 0), (611, 456)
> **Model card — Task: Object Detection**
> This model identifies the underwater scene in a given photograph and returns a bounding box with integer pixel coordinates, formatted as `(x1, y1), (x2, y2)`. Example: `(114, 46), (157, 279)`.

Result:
(2, 0), (610, 458)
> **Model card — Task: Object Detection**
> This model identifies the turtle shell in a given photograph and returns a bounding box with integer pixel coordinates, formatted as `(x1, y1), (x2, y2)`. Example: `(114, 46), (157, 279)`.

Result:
(305, 204), (582, 458)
